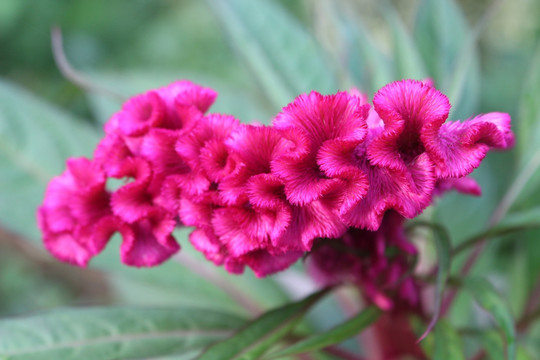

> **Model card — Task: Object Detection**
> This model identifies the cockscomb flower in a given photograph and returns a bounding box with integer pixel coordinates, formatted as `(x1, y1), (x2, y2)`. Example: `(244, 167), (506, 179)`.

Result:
(344, 79), (512, 229)
(181, 124), (344, 277)
(37, 78), (514, 281)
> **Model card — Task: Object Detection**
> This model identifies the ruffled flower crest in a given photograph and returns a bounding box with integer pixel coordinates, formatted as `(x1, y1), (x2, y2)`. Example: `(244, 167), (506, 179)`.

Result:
(37, 79), (513, 280)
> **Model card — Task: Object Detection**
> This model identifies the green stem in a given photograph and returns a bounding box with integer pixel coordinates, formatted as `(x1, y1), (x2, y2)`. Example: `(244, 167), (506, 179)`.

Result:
(452, 222), (540, 256)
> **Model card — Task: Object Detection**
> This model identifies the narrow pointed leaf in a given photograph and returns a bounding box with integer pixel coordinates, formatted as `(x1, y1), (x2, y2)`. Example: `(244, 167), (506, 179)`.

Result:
(208, 0), (338, 110)
(0, 307), (245, 360)
(479, 330), (505, 360)
(464, 278), (516, 360)
(379, 0), (427, 80)
(414, 0), (468, 83)
(267, 306), (381, 358)
(407, 221), (452, 342)
(433, 321), (465, 360)
(196, 289), (330, 360)
(413, 0), (480, 119)
(453, 220), (540, 256)
(518, 45), (540, 162)
(332, 4), (395, 92)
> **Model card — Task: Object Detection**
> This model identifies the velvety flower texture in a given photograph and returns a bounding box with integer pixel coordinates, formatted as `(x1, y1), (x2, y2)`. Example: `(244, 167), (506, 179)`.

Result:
(274, 80), (513, 230)
(37, 79), (513, 280)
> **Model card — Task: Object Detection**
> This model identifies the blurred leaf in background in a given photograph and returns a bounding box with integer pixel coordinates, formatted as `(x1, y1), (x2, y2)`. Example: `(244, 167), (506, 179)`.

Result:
(1, 0), (540, 358)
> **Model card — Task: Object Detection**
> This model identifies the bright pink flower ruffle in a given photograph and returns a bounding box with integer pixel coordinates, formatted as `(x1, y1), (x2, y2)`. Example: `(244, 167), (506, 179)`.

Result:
(37, 158), (114, 266)
(37, 79), (514, 280)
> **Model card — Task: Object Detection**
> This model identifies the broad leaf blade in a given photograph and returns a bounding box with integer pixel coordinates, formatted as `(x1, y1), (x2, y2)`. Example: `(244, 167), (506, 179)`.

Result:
(0, 79), (100, 242)
(267, 306), (380, 358)
(464, 278), (517, 360)
(0, 307), (245, 360)
(196, 289), (329, 360)
(208, 0), (338, 110)
(86, 71), (273, 125)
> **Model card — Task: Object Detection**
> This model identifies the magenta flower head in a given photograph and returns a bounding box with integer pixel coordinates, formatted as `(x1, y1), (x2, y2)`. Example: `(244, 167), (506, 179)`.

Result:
(37, 157), (115, 266)
(273, 80), (513, 231)
(36, 78), (513, 280)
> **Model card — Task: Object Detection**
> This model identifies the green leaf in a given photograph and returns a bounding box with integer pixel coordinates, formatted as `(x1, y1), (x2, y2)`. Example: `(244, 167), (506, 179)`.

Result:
(433, 321), (465, 360)
(516, 345), (534, 360)
(407, 221), (452, 342)
(196, 288), (330, 360)
(413, 0), (480, 119)
(331, 4), (395, 92)
(379, 0), (427, 80)
(452, 220), (540, 256)
(86, 71), (273, 125)
(517, 45), (540, 162)
(414, 0), (468, 83)
(464, 277), (517, 360)
(512, 45), (540, 209)
(92, 229), (292, 316)
(0, 306), (245, 360)
(208, 0), (338, 110)
(0, 79), (100, 241)
(479, 330), (505, 360)
(266, 306), (380, 358)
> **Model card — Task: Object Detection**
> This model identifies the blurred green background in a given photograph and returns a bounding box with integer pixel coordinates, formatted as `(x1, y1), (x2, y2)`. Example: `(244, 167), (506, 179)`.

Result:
(2, 0), (540, 356)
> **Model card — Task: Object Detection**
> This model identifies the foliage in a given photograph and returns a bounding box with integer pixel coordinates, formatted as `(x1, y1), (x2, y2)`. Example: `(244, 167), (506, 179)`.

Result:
(1, 0), (540, 359)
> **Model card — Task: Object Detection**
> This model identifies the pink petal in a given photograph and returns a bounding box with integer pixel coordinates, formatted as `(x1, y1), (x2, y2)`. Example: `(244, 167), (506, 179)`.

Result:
(110, 158), (155, 223)
(435, 177), (482, 197)
(43, 215), (118, 267)
(370, 79), (451, 172)
(119, 210), (179, 267)
(246, 173), (287, 209)
(272, 91), (369, 204)
(94, 133), (133, 177)
(179, 197), (213, 228)
(241, 250), (303, 277)
(343, 152), (435, 230)
(273, 91), (368, 149)
(189, 228), (225, 265)
(427, 113), (514, 178)
(211, 205), (290, 257)
(317, 138), (369, 214)
(271, 152), (343, 205)
(221, 124), (292, 205)
(155, 81), (217, 130)
(38, 158), (110, 233)
(141, 128), (190, 177)
(275, 190), (348, 252)
(43, 231), (93, 267)
(115, 91), (166, 137)
(157, 80), (218, 113)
